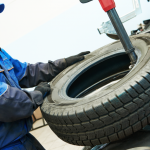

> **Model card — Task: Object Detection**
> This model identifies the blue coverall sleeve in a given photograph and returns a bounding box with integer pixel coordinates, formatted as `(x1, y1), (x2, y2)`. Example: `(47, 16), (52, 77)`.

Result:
(1, 48), (67, 88)
(0, 83), (43, 122)
(19, 59), (67, 88)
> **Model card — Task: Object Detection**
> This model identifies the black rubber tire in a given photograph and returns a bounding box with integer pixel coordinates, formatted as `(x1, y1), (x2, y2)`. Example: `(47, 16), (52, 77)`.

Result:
(41, 33), (150, 147)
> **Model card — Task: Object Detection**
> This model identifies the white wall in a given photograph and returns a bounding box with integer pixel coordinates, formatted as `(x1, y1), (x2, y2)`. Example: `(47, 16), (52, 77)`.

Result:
(0, 0), (150, 64)
(0, 0), (79, 47)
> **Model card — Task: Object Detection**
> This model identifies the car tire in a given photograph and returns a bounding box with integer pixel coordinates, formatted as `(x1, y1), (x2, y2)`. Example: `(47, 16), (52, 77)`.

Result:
(41, 33), (150, 146)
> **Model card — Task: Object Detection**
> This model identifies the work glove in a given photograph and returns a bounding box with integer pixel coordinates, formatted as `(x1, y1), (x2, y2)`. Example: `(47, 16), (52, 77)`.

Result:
(65, 51), (90, 67)
(34, 82), (51, 98)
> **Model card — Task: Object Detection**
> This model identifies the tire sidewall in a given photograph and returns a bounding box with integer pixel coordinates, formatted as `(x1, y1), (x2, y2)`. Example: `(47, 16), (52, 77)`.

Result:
(46, 34), (150, 109)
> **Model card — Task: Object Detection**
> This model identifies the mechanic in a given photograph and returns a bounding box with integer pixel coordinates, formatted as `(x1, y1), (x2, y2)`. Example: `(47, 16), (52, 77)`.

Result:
(0, 3), (90, 150)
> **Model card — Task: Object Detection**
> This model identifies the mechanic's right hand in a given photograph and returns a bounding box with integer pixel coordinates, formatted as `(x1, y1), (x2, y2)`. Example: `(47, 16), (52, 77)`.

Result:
(34, 82), (51, 98)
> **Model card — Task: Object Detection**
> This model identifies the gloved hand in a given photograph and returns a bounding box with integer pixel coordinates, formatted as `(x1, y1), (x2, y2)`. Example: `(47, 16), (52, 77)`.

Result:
(34, 82), (51, 98)
(65, 51), (90, 67)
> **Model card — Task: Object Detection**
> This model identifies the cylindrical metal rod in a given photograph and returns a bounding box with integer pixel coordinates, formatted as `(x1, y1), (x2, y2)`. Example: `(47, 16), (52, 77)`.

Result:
(107, 8), (137, 65)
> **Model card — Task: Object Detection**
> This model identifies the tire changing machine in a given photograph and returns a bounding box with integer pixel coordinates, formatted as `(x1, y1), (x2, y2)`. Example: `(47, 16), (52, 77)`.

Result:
(79, 0), (150, 149)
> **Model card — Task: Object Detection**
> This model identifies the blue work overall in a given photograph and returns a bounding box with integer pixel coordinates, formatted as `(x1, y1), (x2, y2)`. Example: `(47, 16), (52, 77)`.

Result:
(0, 48), (67, 150)
(0, 49), (45, 150)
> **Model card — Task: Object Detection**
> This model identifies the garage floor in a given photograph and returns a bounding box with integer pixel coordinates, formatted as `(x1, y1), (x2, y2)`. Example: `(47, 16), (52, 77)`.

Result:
(30, 119), (84, 150)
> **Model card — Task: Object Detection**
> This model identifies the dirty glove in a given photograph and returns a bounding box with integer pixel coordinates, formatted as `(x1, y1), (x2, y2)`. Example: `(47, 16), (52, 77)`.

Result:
(34, 82), (51, 98)
(65, 51), (90, 67)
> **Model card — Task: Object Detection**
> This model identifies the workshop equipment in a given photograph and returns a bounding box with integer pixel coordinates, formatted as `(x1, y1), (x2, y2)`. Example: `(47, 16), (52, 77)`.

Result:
(80, 0), (138, 66)
(98, 0), (142, 38)
(99, 0), (137, 66)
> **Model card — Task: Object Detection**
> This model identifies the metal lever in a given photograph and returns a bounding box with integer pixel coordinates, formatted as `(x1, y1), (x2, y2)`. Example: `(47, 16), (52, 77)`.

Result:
(99, 0), (137, 66)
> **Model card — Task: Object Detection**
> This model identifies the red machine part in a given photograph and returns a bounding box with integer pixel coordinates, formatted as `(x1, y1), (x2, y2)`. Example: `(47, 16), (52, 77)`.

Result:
(99, 0), (116, 12)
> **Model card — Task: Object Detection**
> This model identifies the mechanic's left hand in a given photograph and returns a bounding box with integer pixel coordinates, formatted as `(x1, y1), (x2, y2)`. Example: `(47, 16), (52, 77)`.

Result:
(65, 51), (90, 67)
(34, 82), (51, 98)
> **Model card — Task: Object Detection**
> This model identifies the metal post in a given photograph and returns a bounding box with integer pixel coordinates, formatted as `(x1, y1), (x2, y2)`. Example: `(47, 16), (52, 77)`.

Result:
(107, 8), (137, 66)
